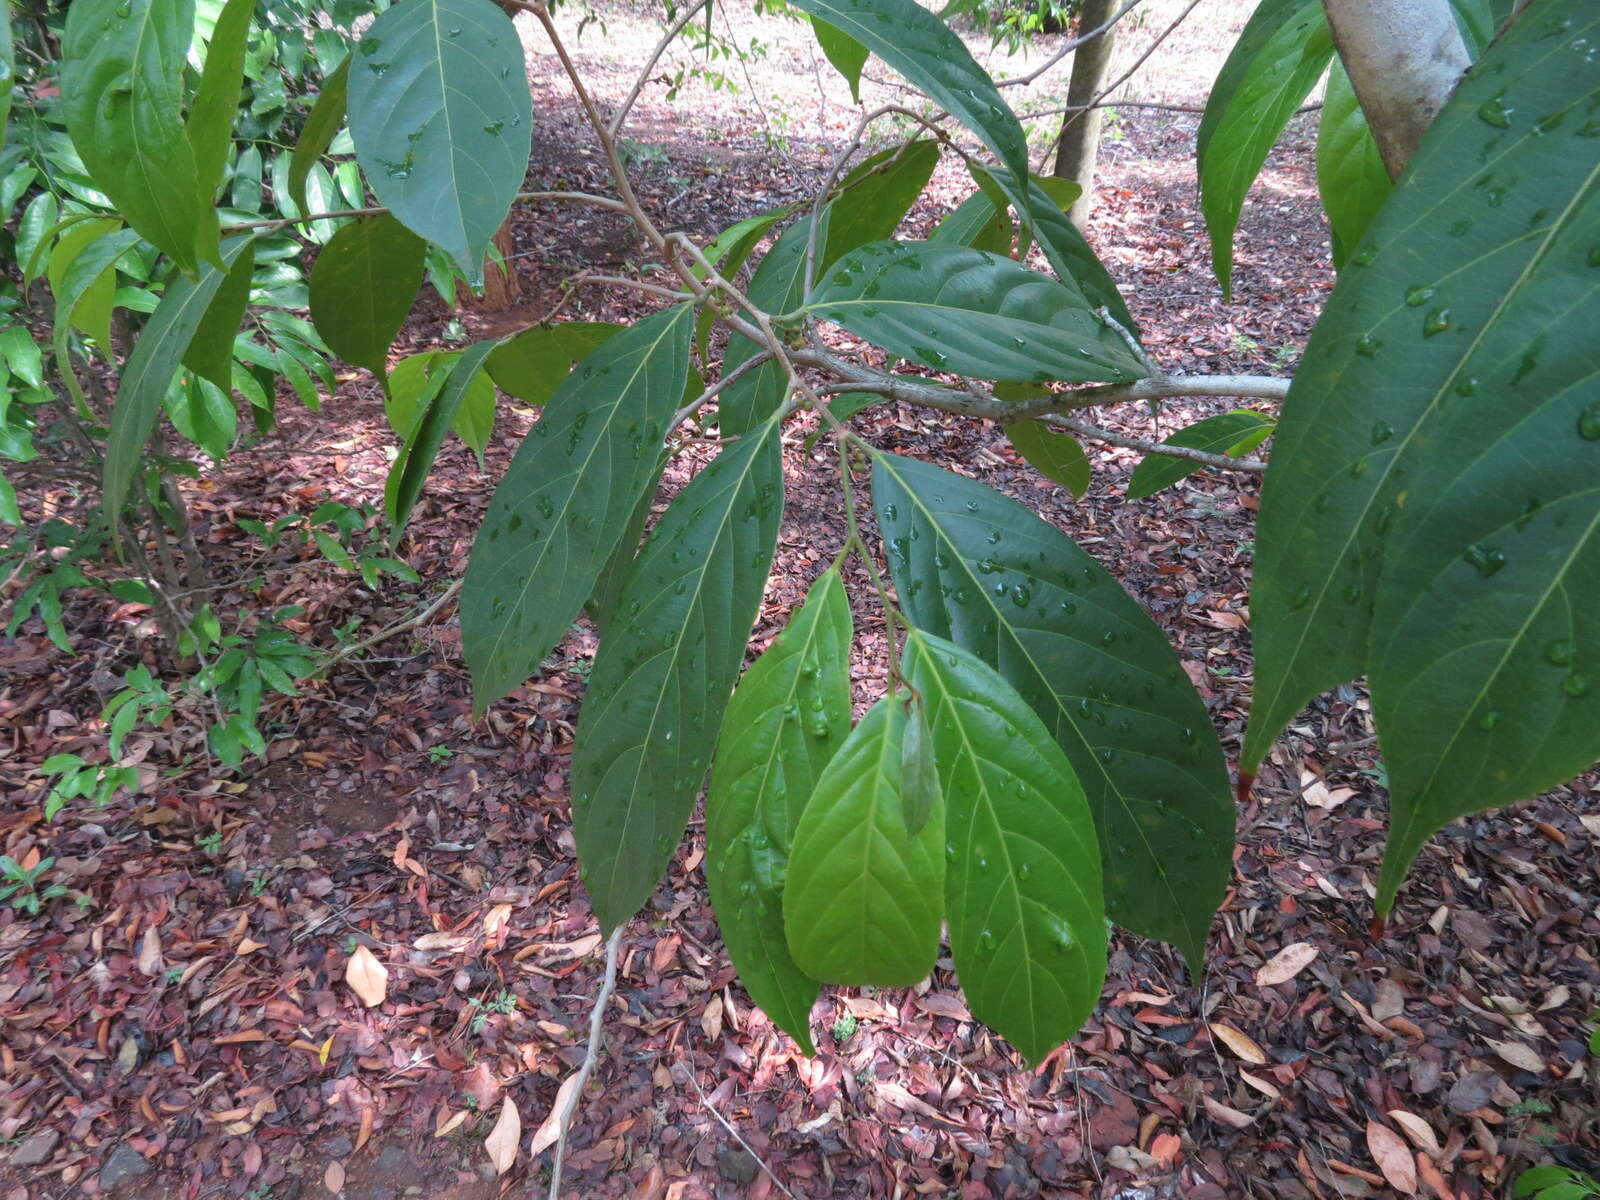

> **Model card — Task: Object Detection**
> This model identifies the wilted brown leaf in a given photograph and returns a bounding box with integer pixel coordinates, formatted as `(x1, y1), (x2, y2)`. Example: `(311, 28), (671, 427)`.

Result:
(1365, 1121), (1417, 1194)
(345, 945), (388, 1007)
(484, 1097), (521, 1176)
(1209, 1022), (1268, 1065)
(530, 1073), (582, 1157)
(1254, 942), (1318, 987)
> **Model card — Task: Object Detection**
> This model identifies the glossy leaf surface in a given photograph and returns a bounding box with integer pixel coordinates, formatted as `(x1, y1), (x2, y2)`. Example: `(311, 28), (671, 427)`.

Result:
(61, 0), (214, 273)
(1244, 7), (1600, 791)
(783, 693), (945, 987)
(706, 570), (852, 1053)
(1125, 409), (1273, 500)
(902, 631), (1106, 1065)
(808, 242), (1145, 383)
(572, 418), (785, 931)
(873, 452), (1231, 967)
(463, 304), (694, 709)
(347, 0), (532, 282)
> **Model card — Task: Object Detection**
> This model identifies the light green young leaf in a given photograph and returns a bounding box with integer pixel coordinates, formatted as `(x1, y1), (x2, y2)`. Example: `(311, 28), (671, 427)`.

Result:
(572, 417), (785, 932)
(346, 0), (532, 283)
(1124, 409), (1273, 500)
(103, 236), (255, 531)
(289, 54), (350, 216)
(1196, 0), (1333, 297)
(873, 452), (1231, 968)
(47, 218), (123, 353)
(1244, 7), (1600, 800)
(902, 631), (1106, 1065)
(783, 692), (945, 987)
(1315, 63), (1390, 270)
(308, 215), (426, 375)
(706, 569), (852, 1053)
(62, 0), (217, 274)
(807, 242), (1145, 383)
(188, 0), (254, 211)
(462, 304), (694, 710)
(1004, 420), (1090, 498)
(384, 338), (495, 533)
(811, 17), (869, 104)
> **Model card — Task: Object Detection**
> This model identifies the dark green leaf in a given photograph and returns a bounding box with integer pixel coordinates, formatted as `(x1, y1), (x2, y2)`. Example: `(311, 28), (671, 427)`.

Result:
(103, 236), (255, 531)
(289, 55), (350, 216)
(803, 391), (879, 452)
(1124, 409), (1273, 500)
(462, 304), (694, 709)
(384, 338), (495, 532)
(786, 0), (1029, 218)
(807, 241), (1145, 383)
(902, 631), (1106, 1065)
(485, 321), (624, 406)
(585, 450), (667, 634)
(873, 452), (1231, 967)
(1004, 420), (1090, 498)
(932, 190), (1013, 256)
(62, 0), (217, 273)
(706, 569), (852, 1053)
(1316, 63), (1390, 269)
(1196, 0), (1333, 297)
(346, 0), (532, 282)
(812, 17), (869, 104)
(181, 239), (257, 392)
(1362, 18), (1600, 912)
(783, 692), (945, 986)
(168, 375), (237, 459)
(1244, 8), (1600, 807)
(572, 417), (785, 931)
(189, 0), (254, 206)
(986, 167), (1137, 335)
(308, 215), (426, 375)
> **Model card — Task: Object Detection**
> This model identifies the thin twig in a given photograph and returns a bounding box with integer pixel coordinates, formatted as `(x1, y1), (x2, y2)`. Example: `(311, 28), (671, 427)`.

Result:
(546, 924), (625, 1200)
(669, 349), (774, 432)
(1039, 0), (1206, 171)
(998, 0), (1146, 89)
(1043, 413), (1268, 473)
(608, 0), (714, 139)
(319, 579), (462, 671)
(672, 1057), (800, 1200)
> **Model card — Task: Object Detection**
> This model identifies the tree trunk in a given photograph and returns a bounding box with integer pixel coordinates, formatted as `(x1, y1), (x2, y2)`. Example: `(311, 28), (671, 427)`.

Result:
(469, 224), (524, 312)
(1050, 0), (1118, 229)
(1321, 0), (1470, 180)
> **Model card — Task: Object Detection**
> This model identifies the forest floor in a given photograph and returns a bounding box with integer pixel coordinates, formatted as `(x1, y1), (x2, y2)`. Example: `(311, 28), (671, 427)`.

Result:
(2, 1), (1598, 1198)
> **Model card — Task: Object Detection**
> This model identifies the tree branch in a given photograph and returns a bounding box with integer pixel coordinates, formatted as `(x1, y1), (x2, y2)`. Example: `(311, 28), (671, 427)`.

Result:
(1042, 414), (1267, 473)
(1321, 0), (1470, 179)
(546, 924), (625, 1200)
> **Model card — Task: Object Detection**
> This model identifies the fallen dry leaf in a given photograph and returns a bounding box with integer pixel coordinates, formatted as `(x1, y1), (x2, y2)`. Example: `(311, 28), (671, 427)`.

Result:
(1254, 942), (1319, 987)
(484, 1097), (521, 1176)
(138, 926), (163, 976)
(530, 1072), (582, 1157)
(324, 1160), (345, 1194)
(1202, 1096), (1256, 1128)
(1387, 1109), (1444, 1158)
(1488, 1039), (1545, 1074)
(1209, 1022), (1268, 1065)
(1366, 1120), (1418, 1194)
(345, 945), (388, 1007)
(700, 993), (724, 1043)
